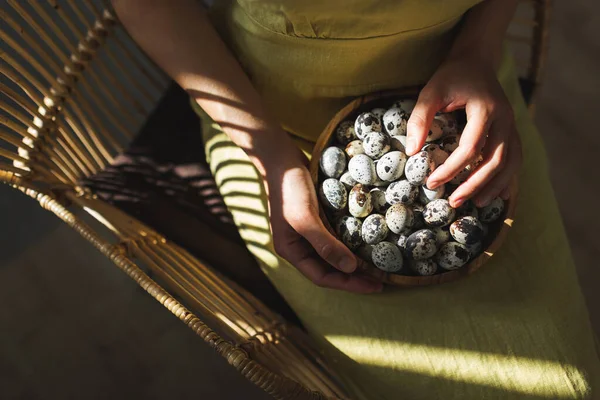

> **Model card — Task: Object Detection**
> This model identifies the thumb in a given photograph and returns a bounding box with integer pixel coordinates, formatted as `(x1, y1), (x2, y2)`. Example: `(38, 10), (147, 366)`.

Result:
(289, 209), (358, 273)
(406, 89), (443, 155)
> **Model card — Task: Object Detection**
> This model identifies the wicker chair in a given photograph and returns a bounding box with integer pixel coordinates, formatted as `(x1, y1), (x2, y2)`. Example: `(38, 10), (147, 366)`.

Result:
(0, 1), (550, 399)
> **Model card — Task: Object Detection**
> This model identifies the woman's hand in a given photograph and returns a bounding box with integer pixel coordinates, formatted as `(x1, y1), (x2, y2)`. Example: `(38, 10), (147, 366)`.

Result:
(262, 148), (383, 294)
(405, 56), (522, 208)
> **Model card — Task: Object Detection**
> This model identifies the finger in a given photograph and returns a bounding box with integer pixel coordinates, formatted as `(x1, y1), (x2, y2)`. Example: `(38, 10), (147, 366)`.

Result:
(290, 243), (383, 293)
(289, 209), (358, 273)
(474, 133), (522, 207)
(427, 102), (491, 189)
(448, 120), (509, 207)
(406, 89), (443, 155)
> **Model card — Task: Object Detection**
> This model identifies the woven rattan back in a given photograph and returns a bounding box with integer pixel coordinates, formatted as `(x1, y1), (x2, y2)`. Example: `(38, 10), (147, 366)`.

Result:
(1, 1), (551, 399)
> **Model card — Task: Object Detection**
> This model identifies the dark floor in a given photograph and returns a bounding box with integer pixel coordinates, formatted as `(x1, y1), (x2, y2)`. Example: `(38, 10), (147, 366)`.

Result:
(1, 1), (599, 399)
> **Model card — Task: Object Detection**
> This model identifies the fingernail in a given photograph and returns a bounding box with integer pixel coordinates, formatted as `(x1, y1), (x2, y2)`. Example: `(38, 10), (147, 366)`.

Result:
(426, 178), (439, 190)
(339, 256), (357, 273)
(405, 137), (415, 155)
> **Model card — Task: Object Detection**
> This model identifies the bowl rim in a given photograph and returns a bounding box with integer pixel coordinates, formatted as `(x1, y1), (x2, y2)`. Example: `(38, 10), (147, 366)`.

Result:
(310, 88), (518, 287)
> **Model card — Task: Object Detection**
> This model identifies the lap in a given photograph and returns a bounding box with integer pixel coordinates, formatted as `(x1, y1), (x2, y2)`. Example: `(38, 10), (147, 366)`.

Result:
(197, 58), (600, 399)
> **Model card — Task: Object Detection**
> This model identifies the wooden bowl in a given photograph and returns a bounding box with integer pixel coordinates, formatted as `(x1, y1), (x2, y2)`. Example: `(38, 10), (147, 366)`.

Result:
(310, 88), (517, 287)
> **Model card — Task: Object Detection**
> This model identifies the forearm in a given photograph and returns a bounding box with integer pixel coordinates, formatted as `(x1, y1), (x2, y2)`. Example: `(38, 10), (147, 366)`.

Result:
(112, 0), (295, 175)
(448, 0), (519, 68)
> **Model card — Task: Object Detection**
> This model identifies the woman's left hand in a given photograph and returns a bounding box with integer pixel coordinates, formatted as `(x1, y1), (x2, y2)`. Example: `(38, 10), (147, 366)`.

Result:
(405, 56), (522, 208)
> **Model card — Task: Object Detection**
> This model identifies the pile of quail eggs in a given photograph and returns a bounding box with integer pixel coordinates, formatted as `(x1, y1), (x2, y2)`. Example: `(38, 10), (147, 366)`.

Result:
(318, 98), (506, 276)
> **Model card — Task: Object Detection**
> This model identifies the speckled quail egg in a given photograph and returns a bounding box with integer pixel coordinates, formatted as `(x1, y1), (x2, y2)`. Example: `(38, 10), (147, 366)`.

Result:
(434, 113), (459, 136)
(348, 184), (373, 218)
(385, 203), (414, 234)
(465, 241), (484, 259)
(335, 120), (357, 145)
(348, 154), (377, 185)
(432, 226), (451, 246)
(405, 150), (436, 186)
(370, 108), (386, 121)
(335, 216), (363, 250)
(455, 201), (479, 219)
(319, 146), (347, 178)
(478, 197), (505, 223)
(372, 241), (404, 272)
(390, 135), (407, 152)
(440, 133), (461, 153)
(385, 180), (417, 205)
(345, 140), (364, 159)
(412, 203), (426, 230)
(339, 170), (358, 190)
(404, 229), (438, 260)
(423, 199), (456, 227)
(356, 243), (374, 261)
(396, 234), (408, 251)
(382, 107), (408, 136)
(319, 178), (347, 210)
(362, 214), (389, 245)
(419, 184), (445, 204)
(363, 131), (391, 159)
(450, 216), (485, 245)
(422, 143), (449, 167)
(370, 187), (388, 213)
(425, 118), (444, 142)
(435, 242), (471, 270)
(481, 223), (489, 238)
(376, 151), (407, 182)
(409, 258), (438, 276)
(392, 99), (416, 114)
(354, 112), (382, 140)
(450, 166), (472, 185)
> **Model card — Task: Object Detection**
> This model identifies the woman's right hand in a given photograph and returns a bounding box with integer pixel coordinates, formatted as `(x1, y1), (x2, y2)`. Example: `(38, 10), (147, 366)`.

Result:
(262, 148), (383, 294)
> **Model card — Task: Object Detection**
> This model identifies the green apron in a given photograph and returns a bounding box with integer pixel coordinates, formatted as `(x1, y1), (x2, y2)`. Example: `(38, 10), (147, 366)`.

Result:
(196, 1), (600, 398)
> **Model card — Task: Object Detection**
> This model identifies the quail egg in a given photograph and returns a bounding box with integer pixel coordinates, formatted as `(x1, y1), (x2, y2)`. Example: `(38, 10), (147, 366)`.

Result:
(382, 107), (408, 136)
(370, 107), (386, 121)
(355, 112), (382, 140)
(335, 216), (363, 250)
(409, 258), (438, 276)
(348, 154), (377, 185)
(465, 241), (484, 259)
(434, 113), (459, 136)
(392, 99), (416, 114)
(370, 187), (388, 213)
(450, 216), (485, 245)
(363, 131), (391, 159)
(376, 151), (407, 181)
(479, 197), (505, 223)
(345, 140), (365, 159)
(385, 180), (417, 205)
(425, 118), (444, 142)
(319, 146), (347, 178)
(372, 241), (404, 272)
(419, 184), (445, 204)
(435, 242), (471, 270)
(404, 229), (438, 260)
(335, 120), (357, 145)
(423, 199), (456, 227)
(339, 170), (358, 190)
(348, 184), (373, 218)
(390, 135), (407, 152)
(385, 203), (414, 234)
(440, 133), (461, 153)
(432, 226), (451, 246)
(319, 178), (347, 210)
(362, 214), (389, 245)
(405, 150), (436, 186)
(422, 143), (449, 167)
(396, 234), (408, 251)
